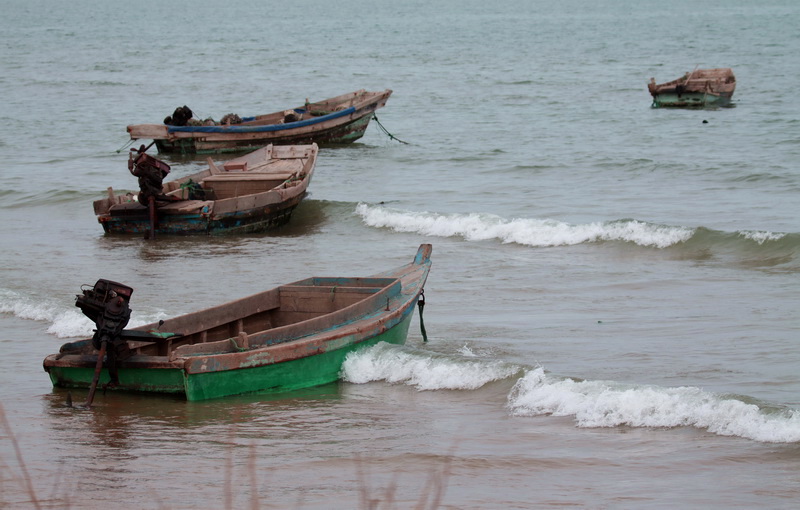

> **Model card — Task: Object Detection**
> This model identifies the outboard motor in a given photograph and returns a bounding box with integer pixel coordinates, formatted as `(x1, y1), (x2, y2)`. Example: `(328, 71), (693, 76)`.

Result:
(128, 144), (171, 206)
(75, 279), (134, 384)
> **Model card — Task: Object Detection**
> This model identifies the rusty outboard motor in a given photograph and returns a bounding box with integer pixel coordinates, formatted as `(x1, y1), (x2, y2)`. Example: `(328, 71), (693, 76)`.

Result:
(128, 144), (171, 206)
(128, 143), (176, 239)
(76, 279), (134, 392)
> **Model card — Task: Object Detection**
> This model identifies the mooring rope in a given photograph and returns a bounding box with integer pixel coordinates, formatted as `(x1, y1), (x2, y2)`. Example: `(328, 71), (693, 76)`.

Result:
(372, 114), (410, 145)
(229, 338), (247, 352)
(417, 289), (428, 342)
(115, 138), (136, 153)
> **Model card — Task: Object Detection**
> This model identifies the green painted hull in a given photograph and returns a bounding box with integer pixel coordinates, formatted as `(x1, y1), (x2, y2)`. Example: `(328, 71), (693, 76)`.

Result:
(651, 92), (732, 108)
(47, 365), (187, 394)
(186, 313), (412, 400)
(46, 310), (413, 401)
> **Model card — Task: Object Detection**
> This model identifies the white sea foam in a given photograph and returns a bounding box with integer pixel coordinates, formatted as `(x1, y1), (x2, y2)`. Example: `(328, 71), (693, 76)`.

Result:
(508, 368), (800, 443)
(457, 343), (477, 357)
(738, 230), (786, 244)
(355, 203), (693, 248)
(1, 287), (167, 338)
(342, 342), (522, 390)
(47, 309), (95, 338)
(1, 288), (56, 321)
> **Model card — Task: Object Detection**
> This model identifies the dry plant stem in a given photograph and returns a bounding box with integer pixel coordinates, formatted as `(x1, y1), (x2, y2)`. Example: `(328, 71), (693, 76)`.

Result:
(355, 454), (374, 510)
(249, 441), (259, 510)
(414, 443), (456, 510)
(225, 428), (234, 510)
(0, 404), (41, 510)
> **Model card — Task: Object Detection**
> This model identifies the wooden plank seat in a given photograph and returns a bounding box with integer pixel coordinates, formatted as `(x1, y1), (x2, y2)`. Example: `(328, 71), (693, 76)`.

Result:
(200, 173), (300, 199)
(108, 200), (213, 215)
(170, 284), (391, 357)
(157, 200), (214, 213)
(201, 173), (297, 182)
(278, 284), (386, 311)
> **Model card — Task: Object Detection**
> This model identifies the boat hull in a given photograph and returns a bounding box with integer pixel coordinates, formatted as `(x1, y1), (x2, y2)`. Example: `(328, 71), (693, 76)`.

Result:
(186, 313), (413, 400)
(98, 193), (305, 235)
(155, 114), (374, 155)
(651, 92), (733, 108)
(46, 364), (187, 394)
(45, 306), (414, 401)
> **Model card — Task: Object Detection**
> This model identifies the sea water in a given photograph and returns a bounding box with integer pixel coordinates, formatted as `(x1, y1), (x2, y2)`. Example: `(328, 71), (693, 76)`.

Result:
(1, 0), (799, 508)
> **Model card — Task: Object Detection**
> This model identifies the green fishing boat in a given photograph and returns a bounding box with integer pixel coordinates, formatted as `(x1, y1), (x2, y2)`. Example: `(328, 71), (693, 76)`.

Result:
(43, 244), (432, 402)
(648, 68), (736, 107)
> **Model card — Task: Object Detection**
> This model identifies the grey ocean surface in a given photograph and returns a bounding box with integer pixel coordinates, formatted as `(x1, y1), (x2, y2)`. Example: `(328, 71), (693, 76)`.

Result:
(1, 0), (799, 508)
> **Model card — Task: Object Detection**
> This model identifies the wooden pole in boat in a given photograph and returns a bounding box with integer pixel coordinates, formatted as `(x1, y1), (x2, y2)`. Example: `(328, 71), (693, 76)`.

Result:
(146, 195), (156, 240)
(82, 341), (107, 408)
(685, 64), (700, 84)
(141, 140), (156, 154)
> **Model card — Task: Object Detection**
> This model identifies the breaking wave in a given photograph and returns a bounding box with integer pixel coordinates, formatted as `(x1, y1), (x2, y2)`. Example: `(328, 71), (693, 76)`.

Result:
(344, 343), (800, 444)
(507, 368), (800, 443)
(0, 287), (166, 338)
(354, 204), (798, 259)
(341, 341), (523, 390)
(355, 203), (692, 248)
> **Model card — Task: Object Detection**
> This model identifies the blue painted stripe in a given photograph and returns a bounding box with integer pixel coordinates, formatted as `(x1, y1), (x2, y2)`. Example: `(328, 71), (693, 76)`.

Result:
(167, 107), (356, 134)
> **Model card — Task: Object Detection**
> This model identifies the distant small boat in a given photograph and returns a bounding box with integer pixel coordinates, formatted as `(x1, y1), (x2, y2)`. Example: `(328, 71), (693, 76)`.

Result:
(95, 143), (318, 236)
(648, 68), (736, 107)
(43, 244), (432, 401)
(127, 89), (393, 154)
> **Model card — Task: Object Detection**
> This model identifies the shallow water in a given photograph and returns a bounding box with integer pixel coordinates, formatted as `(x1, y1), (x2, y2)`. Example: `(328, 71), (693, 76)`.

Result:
(1, 0), (799, 508)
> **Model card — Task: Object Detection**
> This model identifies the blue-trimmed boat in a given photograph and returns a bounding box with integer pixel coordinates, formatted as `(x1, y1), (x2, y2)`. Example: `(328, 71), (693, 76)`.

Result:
(127, 89), (392, 154)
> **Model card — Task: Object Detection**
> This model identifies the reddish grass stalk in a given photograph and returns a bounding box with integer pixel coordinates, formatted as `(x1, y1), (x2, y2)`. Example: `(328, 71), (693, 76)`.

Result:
(0, 403), (41, 510)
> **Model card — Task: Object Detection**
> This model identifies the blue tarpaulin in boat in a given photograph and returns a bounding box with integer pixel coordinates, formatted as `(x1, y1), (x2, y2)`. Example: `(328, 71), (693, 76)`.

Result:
(166, 107), (356, 134)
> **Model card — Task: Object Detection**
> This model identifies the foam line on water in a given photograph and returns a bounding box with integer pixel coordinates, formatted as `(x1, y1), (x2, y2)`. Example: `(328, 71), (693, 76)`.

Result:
(508, 368), (800, 443)
(342, 342), (523, 390)
(0, 287), (166, 338)
(355, 203), (694, 248)
(355, 204), (793, 253)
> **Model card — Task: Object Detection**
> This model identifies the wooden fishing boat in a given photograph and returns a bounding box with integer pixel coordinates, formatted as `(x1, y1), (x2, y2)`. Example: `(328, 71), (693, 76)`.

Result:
(648, 68), (736, 107)
(43, 244), (432, 402)
(127, 89), (393, 154)
(95, 143), (318, 236)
